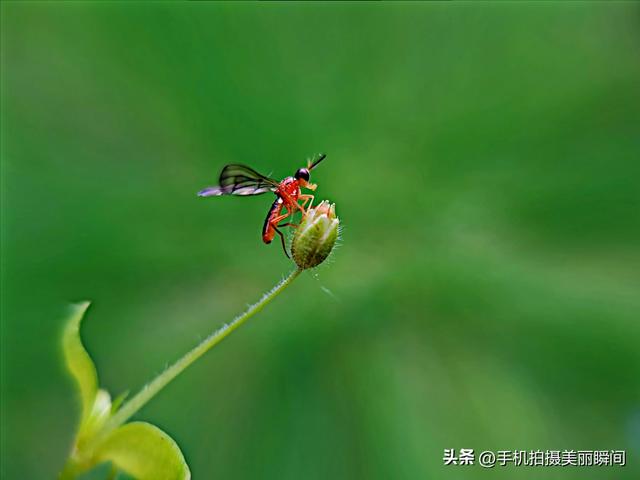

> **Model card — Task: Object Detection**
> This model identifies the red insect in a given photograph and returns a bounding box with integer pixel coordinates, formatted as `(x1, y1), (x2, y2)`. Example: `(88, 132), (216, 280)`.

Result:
(198, 154), (326, 257)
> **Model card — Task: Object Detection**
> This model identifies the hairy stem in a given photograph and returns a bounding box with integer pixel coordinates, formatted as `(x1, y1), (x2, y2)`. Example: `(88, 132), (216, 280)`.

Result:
(96, 268), (302, 443)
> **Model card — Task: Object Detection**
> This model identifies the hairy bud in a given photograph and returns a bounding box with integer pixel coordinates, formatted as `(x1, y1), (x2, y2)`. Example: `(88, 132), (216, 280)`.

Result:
(292, 201), (339, 269)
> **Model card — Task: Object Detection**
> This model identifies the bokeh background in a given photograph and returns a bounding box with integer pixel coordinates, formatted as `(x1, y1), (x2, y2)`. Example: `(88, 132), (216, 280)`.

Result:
(2, 2), (639, 479)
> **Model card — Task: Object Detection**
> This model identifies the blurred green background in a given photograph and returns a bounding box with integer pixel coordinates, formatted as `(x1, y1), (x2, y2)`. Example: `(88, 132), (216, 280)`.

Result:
(2, 2), (639, 479)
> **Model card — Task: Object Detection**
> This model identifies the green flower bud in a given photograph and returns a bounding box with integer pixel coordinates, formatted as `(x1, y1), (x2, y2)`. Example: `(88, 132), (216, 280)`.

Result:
(292, 201), (339, 269)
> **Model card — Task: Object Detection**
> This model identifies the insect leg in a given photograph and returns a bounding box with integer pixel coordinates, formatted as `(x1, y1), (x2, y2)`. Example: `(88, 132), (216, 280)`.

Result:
(298, 194), (315, 212)
(272, 225), (290, 258)
(269, 209), (294, 258)
(280, 192), (307, 214)
(270, 210), (292, 225)
(275, 205), (302, 228)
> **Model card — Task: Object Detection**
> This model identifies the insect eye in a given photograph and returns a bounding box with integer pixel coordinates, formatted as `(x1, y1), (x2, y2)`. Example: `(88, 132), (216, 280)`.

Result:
(295, 168), (310, 181)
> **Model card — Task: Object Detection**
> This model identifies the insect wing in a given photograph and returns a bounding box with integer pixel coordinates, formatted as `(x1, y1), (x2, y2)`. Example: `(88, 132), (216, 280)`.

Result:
(198, 164), (279, 197)
(198, 186), (228, 197)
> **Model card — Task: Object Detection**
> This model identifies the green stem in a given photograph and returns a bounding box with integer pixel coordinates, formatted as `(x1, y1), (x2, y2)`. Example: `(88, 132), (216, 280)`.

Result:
(97, 268), (302, 442)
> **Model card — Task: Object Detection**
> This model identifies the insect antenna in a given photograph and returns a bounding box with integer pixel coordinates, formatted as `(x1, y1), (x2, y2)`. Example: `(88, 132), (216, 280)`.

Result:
(308, 153), (327, 171)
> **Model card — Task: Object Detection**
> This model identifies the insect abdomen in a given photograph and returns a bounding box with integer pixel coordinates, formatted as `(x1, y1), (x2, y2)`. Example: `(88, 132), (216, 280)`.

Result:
(262, 197), (283, 244)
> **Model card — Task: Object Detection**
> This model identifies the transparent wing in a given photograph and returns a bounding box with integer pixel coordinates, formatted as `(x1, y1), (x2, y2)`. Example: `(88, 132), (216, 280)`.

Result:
(198, 164), (279, 197)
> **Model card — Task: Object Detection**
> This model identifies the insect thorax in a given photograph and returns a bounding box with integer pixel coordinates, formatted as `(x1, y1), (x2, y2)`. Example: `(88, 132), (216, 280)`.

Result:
(278, 177), (299, 198)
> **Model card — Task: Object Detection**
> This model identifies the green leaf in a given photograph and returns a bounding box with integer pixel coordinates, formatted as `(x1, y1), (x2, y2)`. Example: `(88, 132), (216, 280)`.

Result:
(62, 301), (97, 425)
(94, 422), (190, 480)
